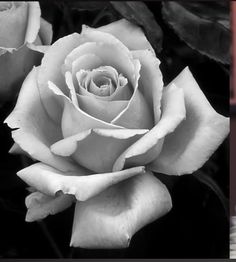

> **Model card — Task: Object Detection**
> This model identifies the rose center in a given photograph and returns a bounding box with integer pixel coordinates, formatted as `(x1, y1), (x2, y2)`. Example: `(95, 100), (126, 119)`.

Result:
(76, 66), (128, 98)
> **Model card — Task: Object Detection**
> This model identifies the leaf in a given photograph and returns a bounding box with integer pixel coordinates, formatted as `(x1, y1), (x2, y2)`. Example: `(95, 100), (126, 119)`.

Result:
(110, 1), (163, 53)
(193, 170), (229, 218)
(59, 1), (109, 11)
(162, 2), (230, 64)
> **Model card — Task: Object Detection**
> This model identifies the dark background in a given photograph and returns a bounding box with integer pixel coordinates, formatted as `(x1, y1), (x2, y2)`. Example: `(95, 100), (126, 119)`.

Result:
(0, 1), (229, 258)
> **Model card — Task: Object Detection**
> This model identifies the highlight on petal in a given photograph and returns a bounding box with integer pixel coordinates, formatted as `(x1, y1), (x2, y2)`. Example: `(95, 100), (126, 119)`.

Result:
(51, 128), (149, 173)
(113, 83), (186, 172)
(97, 19), (155, 53)
(25, 191), (74, 222)
(17, 162), (145, 202)
(70, 171), (172, 248)
(132, 50), (163, 123)
(149, 67), (229, 175)
(4, 67), (79, 173)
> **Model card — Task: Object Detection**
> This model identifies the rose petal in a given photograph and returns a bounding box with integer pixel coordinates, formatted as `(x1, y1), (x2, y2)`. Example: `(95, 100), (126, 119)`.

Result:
(24, 2), (41, 44)
(0, 2), (28, 48)
(65, 42), (137, 86)
(51, 128), (149, 173)
(111, 59), (154, 129)
(9, 142), (30, 157)
(47, 81), (123, 138)
(70, 171), (172, 248)
(77, 71), (132, 102)
(27, 17), (53, 53)
(65, 71), (79, 107)
(4, 67), (79, 173)
(38, 33), (82, 122)
(97, 18), (155, 53)
(38, 17), (53, 45)
(113, 83), (186, 171)
(25, 191), (74, 222)
(111, 87), (154, 129)
(18, 162), (145, 202)
(132, 50), (163, 123)
(149, 67), (229, 175)
(76, 94), (128, 122)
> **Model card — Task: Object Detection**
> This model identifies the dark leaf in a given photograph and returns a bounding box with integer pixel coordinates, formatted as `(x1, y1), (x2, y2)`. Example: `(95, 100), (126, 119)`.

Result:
(61, 1), (108, 11)
(193, 170), (229, 218)
(110, 1), (163, 53)
(162, 2), (230, 64)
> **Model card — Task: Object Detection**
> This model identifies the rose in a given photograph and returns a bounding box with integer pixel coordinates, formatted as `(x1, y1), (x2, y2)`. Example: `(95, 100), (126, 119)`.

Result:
(5, 19), (229, 249)
(0, 1), (52, 102)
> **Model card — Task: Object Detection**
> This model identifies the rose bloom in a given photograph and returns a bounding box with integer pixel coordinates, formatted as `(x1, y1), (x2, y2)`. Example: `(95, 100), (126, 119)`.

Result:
(5, 19), (229, 248)
(0, 1), (52, 102)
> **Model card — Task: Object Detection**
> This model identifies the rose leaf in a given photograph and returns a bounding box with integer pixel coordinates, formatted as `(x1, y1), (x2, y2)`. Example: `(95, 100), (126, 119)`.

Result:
(162, 2), (230, 64)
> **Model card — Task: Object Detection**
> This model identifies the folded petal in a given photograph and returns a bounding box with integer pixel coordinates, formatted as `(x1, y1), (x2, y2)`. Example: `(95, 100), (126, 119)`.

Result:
(149, 67), (229, 175)
(51, 128), (148, 173)
(4, 67), (79, 173)
(97, 19), (155, 53)
(113, 83), (186, 171)
(132, 50), (163, 123)
(70, 171), (172, 248)
(18, 162), (145, 202)
(25, 191), (74, 222)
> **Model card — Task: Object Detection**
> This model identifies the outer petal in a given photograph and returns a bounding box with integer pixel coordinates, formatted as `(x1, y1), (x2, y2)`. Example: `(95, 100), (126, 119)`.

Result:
(70, 171), (172, 248)
(113, 83), (186, 171)
(149, 67), (229, 175)
(51, 128), (149, 173)
(132, 50), (163, 123)
(4, 67), (79, 173)
(25, 191), (74, 222)
(97, 19), (154, 53)
(17, 162), (145, 202)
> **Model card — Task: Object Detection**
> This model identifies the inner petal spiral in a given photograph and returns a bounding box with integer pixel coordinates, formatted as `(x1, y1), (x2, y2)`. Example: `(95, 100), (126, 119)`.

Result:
(76, 66), (130, 100)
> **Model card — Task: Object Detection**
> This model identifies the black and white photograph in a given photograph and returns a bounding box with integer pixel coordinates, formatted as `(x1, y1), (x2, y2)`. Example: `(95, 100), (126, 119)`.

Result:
(0, 1), (230, 259)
